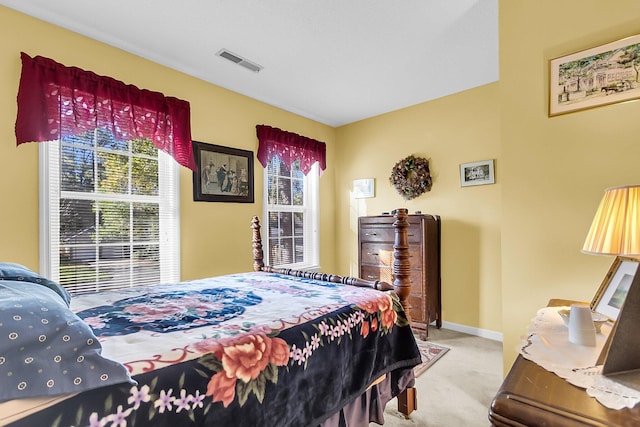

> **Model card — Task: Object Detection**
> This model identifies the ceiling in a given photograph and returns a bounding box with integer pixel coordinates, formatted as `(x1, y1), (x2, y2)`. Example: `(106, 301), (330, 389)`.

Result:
(1, 0), (499, 127)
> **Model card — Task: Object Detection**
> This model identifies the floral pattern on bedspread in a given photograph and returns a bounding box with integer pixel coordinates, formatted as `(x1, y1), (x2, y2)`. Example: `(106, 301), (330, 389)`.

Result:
(8, 272), (420, 427)
(70, 272), (401, 375)
(78, 288), (262, 336)
(192, 291), (400, 409)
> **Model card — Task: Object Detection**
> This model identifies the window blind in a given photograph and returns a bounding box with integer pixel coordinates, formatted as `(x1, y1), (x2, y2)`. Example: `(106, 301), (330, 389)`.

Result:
(263, 156), (318, 269)
(40, 130), (180, 294)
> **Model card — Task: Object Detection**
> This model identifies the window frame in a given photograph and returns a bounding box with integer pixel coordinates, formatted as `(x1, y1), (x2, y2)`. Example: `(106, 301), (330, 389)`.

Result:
(39, 137), (181, 293)
(262, 158), (319, 270)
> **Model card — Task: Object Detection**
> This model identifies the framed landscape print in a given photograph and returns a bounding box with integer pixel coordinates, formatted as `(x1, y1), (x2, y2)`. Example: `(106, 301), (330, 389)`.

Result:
(192, 141), (254, 203)
(549, 34), (640, 116)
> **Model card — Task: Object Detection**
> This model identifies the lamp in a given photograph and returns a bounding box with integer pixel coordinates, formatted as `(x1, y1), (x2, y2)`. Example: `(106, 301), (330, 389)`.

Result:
(583, 184), (640, 390)
(583, 185), (640, 256)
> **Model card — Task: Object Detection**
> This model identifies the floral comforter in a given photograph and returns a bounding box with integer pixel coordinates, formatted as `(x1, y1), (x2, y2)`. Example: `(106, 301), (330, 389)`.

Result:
(7, 272), (420, 427)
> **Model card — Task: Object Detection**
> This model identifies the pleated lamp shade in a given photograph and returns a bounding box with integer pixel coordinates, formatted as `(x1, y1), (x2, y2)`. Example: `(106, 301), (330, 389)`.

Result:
(582, 185), (640, 256)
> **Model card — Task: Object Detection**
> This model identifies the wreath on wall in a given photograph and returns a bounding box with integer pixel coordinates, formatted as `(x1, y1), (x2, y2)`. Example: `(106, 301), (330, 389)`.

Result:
(389, 155), (432, 200)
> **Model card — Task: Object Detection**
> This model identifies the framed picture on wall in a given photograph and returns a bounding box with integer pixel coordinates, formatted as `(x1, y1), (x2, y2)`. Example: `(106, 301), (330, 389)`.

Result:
(459, 159), (495, 187)
(353, 178), (375, 198)
(192, 141), (254, 203)
(549, 34), (640, 117)
(591, 256), (640, 321)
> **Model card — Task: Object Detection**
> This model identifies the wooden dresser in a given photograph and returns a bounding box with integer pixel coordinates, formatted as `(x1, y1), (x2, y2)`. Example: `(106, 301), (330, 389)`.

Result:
(358, 213), (441, 338)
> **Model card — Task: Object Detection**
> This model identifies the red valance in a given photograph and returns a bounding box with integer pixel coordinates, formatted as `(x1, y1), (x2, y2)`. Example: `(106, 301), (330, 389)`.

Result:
(15, 52), (196, 171)
(256, 125), (326, 175)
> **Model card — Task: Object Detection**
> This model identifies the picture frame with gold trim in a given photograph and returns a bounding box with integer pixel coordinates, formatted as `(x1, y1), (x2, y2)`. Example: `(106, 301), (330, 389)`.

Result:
(549, 34), (640, 117)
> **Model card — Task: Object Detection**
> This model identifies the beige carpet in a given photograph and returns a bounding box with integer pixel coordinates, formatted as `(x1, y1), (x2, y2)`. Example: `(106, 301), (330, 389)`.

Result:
(413, 339), (449, 377)
(377, 327), (503, 426)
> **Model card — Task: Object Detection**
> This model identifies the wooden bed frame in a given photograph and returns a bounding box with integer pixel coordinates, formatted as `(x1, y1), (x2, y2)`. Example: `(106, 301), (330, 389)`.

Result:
(0, 209), (417, 427)
(250, 207), (417, 418)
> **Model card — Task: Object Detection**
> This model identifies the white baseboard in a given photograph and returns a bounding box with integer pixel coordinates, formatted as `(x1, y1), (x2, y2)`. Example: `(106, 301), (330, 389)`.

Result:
(439, 321), (503, 342)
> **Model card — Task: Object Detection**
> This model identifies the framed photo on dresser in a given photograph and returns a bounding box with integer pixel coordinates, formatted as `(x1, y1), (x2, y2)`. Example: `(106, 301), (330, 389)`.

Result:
(590, 256), (640, 321)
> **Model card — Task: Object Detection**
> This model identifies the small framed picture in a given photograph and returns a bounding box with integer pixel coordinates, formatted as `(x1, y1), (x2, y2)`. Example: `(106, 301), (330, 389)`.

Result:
(192, 141), (254, 203)
(460, 159), (495, 187)
(591, 256), (640, 321)
(353, 178), (375, 198)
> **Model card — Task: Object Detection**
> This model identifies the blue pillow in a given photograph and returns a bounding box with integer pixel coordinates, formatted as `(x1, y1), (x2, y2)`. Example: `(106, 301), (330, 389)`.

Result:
(0, 262), (71, 306)
(0, 279), (135, 402)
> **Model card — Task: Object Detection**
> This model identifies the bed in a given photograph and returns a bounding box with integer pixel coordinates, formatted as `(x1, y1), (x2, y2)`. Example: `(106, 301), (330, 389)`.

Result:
(0, 208), (421, 427)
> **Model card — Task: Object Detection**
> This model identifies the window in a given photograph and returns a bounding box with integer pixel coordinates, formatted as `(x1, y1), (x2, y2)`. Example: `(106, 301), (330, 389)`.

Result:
(255, 125), (325, 270)
(40, 129), (180, 294)
(263, 155), (319, 269)
(15, 53), (190, 294)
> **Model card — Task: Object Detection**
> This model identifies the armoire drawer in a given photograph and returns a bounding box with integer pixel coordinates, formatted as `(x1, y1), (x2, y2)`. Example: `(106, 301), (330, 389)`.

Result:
(360, 242), (394, 266)
(360, 224), (423, 244)
(359, 227), (396, 243)
(361, 243), (424, 268)
(359, 265), (394, 284)
(359, 266), (423, 293)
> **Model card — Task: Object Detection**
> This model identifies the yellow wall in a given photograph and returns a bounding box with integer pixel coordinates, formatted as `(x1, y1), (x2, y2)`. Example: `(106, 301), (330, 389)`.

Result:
(335, 0), (640, 372)
(499, 1), (640, 370)
(334, 84), (502, 335)
(0, 7), (337, 279)
(4, 1), (640, 374)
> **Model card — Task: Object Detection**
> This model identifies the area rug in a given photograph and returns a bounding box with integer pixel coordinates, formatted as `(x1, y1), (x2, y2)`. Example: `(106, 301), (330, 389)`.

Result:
(413, 339), (450, 377)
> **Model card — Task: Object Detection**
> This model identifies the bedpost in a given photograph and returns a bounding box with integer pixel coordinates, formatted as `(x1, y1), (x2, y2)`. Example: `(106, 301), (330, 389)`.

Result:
(393, 208), (417, 419)
(251, 216), (265, 272)
(249, 212), (417, 419)
(393, 208), (412, 323)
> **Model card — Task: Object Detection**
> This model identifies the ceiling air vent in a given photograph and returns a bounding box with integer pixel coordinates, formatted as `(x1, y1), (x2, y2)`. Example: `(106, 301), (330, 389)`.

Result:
(216, 49), (263, 73)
